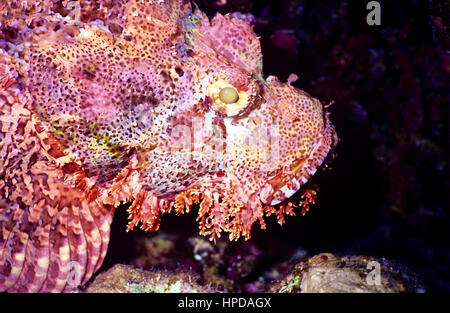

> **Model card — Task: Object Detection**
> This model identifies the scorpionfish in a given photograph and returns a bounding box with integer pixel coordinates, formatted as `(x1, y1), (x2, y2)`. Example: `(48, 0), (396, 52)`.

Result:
(0, 0), (337, 292)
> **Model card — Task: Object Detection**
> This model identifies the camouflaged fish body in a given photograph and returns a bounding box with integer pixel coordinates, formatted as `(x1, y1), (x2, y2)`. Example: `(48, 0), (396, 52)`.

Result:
(0, 0), (337, 292)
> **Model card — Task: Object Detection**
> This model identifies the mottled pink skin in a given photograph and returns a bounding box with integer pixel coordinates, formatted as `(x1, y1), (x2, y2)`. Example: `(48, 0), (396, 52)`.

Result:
(0, 0), (336, 292)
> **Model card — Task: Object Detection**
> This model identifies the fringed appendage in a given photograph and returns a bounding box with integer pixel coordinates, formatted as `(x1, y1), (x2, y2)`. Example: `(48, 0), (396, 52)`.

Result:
(126, 184), (316, 242)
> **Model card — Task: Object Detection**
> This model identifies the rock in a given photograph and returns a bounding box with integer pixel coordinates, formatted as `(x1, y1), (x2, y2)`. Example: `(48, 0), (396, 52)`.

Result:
(127, 234), (262, 292)
(85, 264), (216, 293)
(268, 253), (425, 293)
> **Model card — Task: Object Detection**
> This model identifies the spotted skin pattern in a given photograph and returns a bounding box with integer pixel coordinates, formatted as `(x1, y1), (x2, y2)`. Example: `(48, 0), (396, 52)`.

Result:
(0, 0), (337, 292)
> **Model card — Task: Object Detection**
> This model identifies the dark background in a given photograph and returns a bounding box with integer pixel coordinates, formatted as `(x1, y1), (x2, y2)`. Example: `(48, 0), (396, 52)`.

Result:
(102, 0), (449, 292)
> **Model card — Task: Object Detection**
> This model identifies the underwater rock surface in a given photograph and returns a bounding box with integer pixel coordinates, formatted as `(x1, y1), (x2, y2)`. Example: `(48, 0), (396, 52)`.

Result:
(268, 253), (424, 293)
(86, 252), (424, 293)
(86, 264), (215, 293)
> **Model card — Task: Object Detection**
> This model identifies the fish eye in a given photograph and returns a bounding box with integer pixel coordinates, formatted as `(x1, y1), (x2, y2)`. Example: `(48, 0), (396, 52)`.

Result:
(207, 80), (250, 117)
(219, 86), (239, 104)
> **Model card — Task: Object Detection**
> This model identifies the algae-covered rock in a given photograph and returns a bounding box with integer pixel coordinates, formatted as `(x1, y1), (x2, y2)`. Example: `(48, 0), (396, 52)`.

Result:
(126, 234), (262, 292)
(268, 253), (425, 293)
(85, 264), (216, 293)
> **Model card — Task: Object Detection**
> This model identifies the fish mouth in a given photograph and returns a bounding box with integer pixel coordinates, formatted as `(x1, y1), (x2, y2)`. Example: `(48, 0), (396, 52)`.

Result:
(260, 113), (337, 206)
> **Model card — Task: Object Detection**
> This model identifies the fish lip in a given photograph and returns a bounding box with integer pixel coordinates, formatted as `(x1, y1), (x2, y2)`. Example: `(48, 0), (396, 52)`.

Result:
(260, 115), (337, 206)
